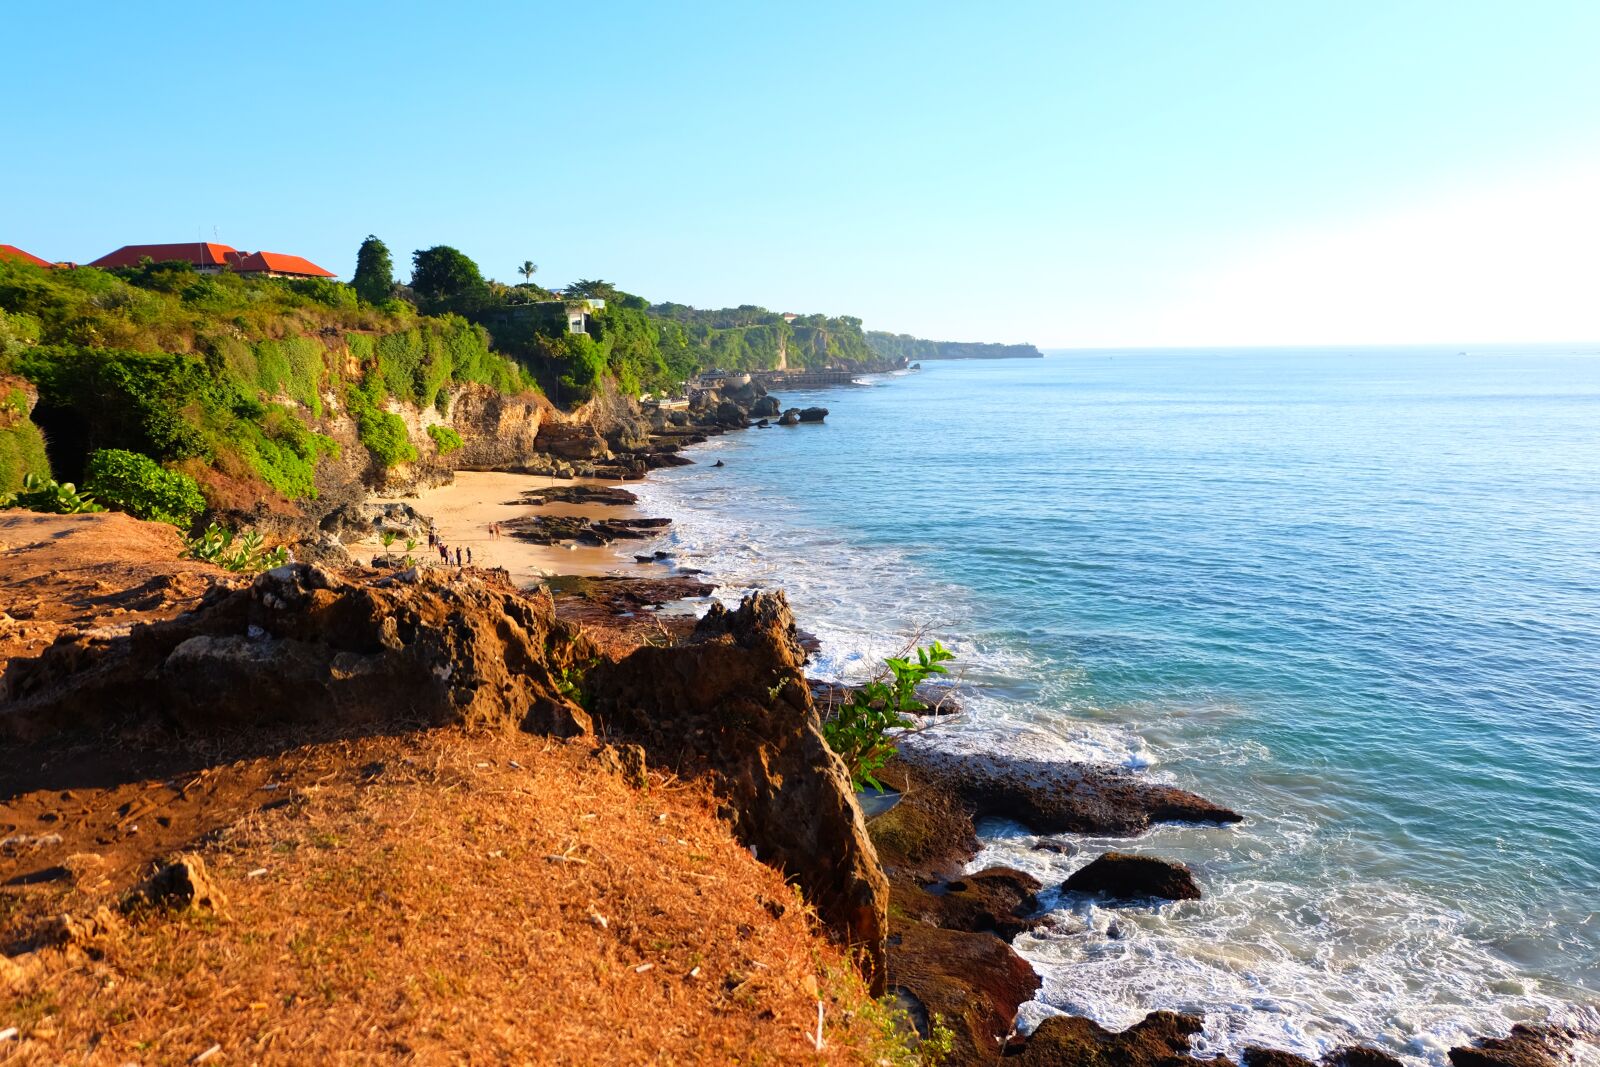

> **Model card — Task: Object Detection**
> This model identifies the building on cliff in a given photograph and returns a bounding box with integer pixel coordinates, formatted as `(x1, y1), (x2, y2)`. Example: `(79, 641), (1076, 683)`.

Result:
(0, 244), (53, 268)
(88, 242), (336, 279)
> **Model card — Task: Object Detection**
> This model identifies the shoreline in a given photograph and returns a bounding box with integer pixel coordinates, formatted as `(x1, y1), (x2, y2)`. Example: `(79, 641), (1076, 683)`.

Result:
(348, 471), (655, 583)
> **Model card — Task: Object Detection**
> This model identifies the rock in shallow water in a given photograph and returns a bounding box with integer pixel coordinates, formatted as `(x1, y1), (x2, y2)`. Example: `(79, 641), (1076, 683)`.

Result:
(1061, 852), (1201, 903)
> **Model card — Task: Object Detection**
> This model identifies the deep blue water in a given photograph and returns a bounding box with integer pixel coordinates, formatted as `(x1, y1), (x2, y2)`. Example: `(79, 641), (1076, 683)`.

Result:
(632, 348), (1600, 1063)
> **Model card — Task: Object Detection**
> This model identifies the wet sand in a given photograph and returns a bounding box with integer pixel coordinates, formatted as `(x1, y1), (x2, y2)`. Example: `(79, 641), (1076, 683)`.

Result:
(348, 471), (654, 586)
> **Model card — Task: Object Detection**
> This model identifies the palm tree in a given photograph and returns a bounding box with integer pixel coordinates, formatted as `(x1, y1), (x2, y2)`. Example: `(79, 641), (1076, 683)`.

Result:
(518, 260), (538, 284)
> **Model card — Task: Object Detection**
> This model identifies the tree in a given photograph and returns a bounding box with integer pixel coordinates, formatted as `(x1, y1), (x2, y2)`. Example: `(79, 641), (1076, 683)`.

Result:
(352, 236), (394, 305)
(567, 279), (617, 301)
(410, 246), (490, 317)
(518, 260), (538, 283)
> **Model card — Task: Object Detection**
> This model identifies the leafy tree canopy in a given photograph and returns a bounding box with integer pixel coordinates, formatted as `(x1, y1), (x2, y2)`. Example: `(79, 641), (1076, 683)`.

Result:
(410, 246), (490, 317)
(352, 236), (395, 305)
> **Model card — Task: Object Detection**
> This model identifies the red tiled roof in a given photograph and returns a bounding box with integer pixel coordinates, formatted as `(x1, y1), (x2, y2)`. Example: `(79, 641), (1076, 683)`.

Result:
(0, 244), (52, 268)
(89, 242), (239, 269)
(235, 250), (335, 279)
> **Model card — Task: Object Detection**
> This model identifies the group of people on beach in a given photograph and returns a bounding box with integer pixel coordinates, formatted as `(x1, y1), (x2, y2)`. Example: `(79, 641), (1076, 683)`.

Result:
(425, 528), (471, 568)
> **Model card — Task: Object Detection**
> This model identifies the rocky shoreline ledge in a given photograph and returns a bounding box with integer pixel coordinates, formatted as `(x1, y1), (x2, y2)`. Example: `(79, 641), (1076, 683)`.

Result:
(1, 378), (1589, 1065)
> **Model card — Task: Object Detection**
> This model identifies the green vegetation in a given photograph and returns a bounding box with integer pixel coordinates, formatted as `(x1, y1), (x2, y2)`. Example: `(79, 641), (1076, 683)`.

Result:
(822, 642), (955, 791)
(411, 245), (490, 318)
(182, 522), (288, 573)
(0, 255), (528, 504)
(0, 472), (103, 515)
(352, 235), (394, 305)
(0, 381), (49, 492)
(864, 331), (1043, 361)
(427, 424), (463, 454)
(84, 448), (206, 528)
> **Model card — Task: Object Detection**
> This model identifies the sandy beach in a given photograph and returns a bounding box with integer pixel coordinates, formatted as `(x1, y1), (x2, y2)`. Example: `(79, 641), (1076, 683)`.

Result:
(347, 471), (655, 586)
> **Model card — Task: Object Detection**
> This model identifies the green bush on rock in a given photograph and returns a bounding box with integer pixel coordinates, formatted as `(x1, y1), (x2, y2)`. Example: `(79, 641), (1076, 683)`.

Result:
(84, 448), (207, 528)
(427, 424), (463, 455)
(822, 642), (955, 791)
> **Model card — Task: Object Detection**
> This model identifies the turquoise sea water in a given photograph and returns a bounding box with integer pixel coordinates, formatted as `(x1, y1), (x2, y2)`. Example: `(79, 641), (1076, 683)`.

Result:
(631, 349), (1600, 1063)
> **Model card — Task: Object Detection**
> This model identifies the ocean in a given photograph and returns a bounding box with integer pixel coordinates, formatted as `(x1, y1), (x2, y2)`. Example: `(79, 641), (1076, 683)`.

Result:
(630, 347), (1600, 1064)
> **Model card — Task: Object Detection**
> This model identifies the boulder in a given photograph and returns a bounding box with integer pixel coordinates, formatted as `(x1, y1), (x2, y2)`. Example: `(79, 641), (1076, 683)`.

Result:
(1243, 1049), (1319, 1067)
(904, 866), (1043, 940)
(1014, 1010), (1223, 1067)
(895, 747), (1242, 835)
(587, 592), (889, 993)
(0, 565), (594, 742)
(320, 502), (431, 545)
(750, 395), (781, 417)
(1061, 852), (1201, 903)
(121, 854), (226, 915)
(778, 410), (801, 426)
(1449, 1026), (1576, 1067)
(1325, 1048), (1406, 1067)
(715, 399), (748, 427)
(535, 421), (609, 461)
(798, 406), (829, 423)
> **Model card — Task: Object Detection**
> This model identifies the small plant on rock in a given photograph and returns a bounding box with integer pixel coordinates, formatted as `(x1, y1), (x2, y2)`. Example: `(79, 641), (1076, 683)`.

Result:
(183, 522), (288, 573)
(822, 641), (954, 791)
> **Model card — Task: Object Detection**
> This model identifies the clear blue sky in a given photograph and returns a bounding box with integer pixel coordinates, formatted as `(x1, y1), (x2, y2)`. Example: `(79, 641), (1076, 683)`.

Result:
(7, 1), (1599, 346)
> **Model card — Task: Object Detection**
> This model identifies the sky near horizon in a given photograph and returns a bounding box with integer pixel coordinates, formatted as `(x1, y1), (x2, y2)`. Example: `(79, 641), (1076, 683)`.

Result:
(6, 2), (1598, 348)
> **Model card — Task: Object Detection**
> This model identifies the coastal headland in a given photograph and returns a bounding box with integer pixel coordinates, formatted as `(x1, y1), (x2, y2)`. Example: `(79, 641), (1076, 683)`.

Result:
(2, 371), (1587, 1066)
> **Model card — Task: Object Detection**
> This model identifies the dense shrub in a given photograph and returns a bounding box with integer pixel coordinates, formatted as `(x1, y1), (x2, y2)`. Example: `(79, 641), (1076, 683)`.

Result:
(84, 448), (206, 527)
(427, 424), (463, 455)
(346, 380), (417, 468)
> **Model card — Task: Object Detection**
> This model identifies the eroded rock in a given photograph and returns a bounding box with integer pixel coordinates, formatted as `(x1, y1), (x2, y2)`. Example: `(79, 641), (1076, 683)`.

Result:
(587, 591), (890, 993)
(1449, 1026), (1576, 1067)
(0, 565), (593, 741)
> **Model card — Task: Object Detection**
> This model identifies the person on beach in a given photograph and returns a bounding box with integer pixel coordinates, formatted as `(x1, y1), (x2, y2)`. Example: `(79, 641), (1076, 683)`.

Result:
(466, 546), (473, 566)
(455, 547), (463, 567)
(428, 529), (437, 548)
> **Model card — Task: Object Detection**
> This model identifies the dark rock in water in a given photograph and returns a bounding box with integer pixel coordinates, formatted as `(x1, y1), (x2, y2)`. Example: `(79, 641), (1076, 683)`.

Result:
(1243, 1048), (1320, 1067)
(895, 748), (1243, 836)
(778, 409), (801, 426)
(0, 565), (594, 742)
(1449, 1026), (1576, 1067)
(503, 514), (671, 547)
(1106, 919), (1126, 940)
(909, 867), (1043, 940)
(798, 406), (829, 423)
(755, 419), (770, 427)
(713, 459), (725, 468)
(715, 399), (748, 427)
(1061, 852), (1201, 902)
(1013, 1010), (1220, 1067)
(518, 484), (637, 507)
(1325, 1048), (1407, 1067)
(888, 921), (1040, 1064)
(586, 592), (889, 994)
(750, 395), (781, 417)
(1033, 840), (1077, 857)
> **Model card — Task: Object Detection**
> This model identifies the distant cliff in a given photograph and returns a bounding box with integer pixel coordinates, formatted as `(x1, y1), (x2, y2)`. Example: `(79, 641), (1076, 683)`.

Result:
(864, 331), (1043, 361)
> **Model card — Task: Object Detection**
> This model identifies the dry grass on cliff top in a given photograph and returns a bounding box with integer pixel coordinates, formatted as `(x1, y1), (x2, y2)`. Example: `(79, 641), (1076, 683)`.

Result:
(1, 728), (915, 1065)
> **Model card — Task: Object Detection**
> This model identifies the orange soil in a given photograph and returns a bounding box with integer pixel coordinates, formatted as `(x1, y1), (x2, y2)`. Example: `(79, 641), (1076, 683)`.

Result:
(1, 729), (908, 1065)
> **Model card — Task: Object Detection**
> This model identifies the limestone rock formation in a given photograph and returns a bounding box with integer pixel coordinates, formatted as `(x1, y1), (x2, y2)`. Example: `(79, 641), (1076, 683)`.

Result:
(1060, 852), (1201, 903)
(586, 591), (890, 992)
(0, 565), (593, 742)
